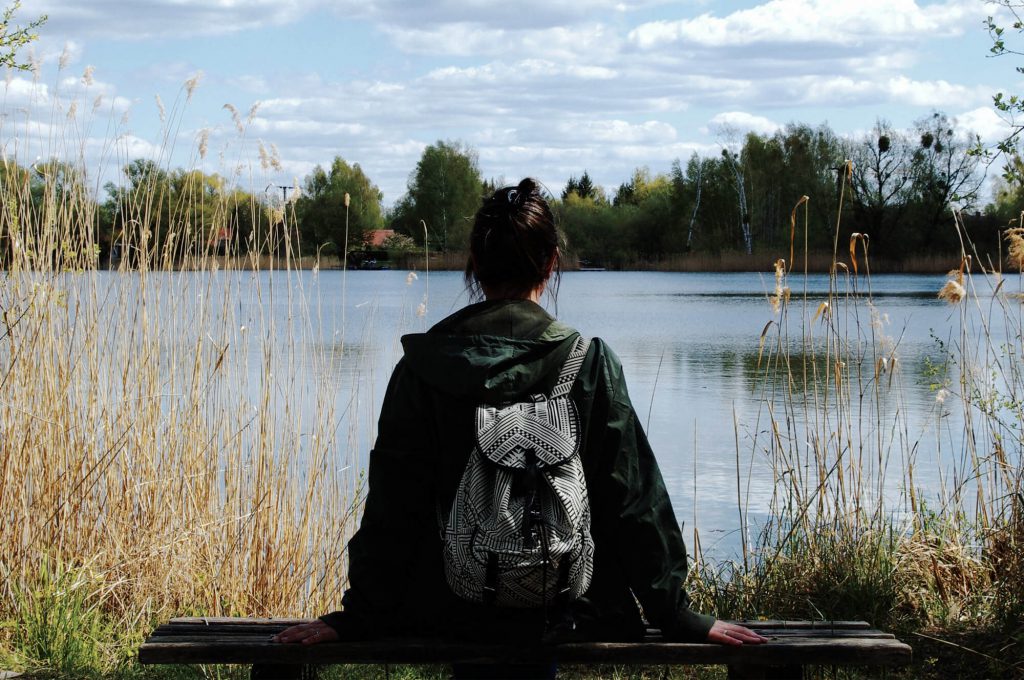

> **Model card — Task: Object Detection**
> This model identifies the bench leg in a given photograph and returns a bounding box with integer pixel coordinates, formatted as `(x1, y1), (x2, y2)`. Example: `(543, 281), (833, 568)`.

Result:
(250, 663), (319, 680)
(727, 665), (804, 680)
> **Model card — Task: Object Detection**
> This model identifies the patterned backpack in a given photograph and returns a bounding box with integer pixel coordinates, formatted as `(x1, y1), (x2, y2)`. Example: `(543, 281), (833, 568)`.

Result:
(441, 335), (594, 608)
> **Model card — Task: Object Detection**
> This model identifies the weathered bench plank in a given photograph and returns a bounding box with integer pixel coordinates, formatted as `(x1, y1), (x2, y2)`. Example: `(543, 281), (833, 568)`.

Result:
(148, 627), (896, 641)
(138, 618), (912, 669)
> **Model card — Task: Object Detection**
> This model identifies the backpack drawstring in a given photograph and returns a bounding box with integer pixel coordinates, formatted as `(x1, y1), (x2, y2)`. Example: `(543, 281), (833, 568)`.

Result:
(521, 453), (540, 548)
(540, 499), (550, 629)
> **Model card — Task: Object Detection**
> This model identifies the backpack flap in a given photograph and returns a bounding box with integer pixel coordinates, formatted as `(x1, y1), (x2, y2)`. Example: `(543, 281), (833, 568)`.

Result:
(475, 398), (580, 469)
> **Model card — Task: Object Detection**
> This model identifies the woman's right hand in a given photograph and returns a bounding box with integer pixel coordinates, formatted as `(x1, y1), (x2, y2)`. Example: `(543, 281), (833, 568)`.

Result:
(272, 620), (339, 645)
(706, 620), (768, 646)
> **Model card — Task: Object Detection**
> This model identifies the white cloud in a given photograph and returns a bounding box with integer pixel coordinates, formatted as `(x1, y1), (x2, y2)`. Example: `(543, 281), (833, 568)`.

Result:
(611, 141), (712, 162)
(0, 75), (153, 196)
(35, 39), (85, 69)
(557, 119), (678, 144)
(755, 75), (993, 109)
(628, 0), (978, 49)
(2, 77), (51, 106)
(955, 106), (1009, 142)
(706, 112), (781, 136)
(424, 59), (614, 84)
(34, 0), (630, 40)
(250, 119), (369, 137)
(387, 21), (621, 61)
(799, 76), (877, 105)
(2, 74), (129, 114)
(34, 0), (340, 38)
(231, 75), (271, 95)
(370, 0), (627, 29)
(10, 0), (1000, 207)
(386, 23), (504, 58)
(884, 76), (990, 108)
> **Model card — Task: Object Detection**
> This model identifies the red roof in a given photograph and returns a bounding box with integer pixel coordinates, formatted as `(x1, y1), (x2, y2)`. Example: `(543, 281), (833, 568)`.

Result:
(366, 229), (395, 247)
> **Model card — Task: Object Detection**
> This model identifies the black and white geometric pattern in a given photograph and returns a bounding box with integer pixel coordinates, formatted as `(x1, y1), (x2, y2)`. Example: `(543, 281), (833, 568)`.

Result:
(441, 336), (595, 608)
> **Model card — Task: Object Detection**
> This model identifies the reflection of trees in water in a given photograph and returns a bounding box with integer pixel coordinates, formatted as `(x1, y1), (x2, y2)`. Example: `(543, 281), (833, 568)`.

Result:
(314, 341), (377, 387)
(725, 346), (938, 403)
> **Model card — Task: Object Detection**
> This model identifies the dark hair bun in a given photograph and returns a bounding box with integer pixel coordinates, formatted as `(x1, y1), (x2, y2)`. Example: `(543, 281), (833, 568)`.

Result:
(516, 177), (538, 194)
(464, 178), (560, 299)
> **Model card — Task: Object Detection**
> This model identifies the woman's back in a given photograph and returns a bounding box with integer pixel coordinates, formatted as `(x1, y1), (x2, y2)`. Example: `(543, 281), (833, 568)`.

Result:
(275, 178), (766, 657)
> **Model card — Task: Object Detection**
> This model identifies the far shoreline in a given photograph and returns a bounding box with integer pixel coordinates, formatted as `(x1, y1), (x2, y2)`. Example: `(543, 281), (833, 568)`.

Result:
(156, 250), (993, 275)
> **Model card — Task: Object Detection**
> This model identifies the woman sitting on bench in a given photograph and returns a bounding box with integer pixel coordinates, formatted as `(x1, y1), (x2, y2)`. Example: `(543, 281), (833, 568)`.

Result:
(274, 178), (766, 674)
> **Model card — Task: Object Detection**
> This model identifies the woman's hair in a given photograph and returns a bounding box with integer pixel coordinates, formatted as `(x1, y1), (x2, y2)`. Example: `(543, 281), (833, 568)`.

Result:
(464, 177), (561, 300)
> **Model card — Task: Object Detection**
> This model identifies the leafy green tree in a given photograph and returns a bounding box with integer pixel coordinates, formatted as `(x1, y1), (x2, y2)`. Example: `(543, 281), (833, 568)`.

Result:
(381, 232), (417, 252)
(614, 167), (667, 207)
(562, 175), (579, 200)
(777, 123), (846, 251)
(985, 1), (1024, 180)
(294, 156), (384, 255)
(0, 159), (107, 268)
(740, 133), (785, 249)
(563, 171), (597, 201)
(104, 160), (276, 265)
(221, 187), (274, 256)
(677, 154), (742, 254)
(170, 169), (223, 242)
(402, 140), (483, 251)
(576, 171), (595, 201)
(1, 1), (46, 71)
(557, 191), (623, 266)
(613, 179), (635, 207)
(736, 124), (846, 254)
(621, 172), (678, 259)
(104, 159), (173, 262)
(988, 158), (1024, 224)
(720, 148), (753, 254)
(671, 156), (702, 252)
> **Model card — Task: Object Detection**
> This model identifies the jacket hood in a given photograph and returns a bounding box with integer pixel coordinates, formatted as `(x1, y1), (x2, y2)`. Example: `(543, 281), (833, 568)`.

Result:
(400, 299), (580, 403)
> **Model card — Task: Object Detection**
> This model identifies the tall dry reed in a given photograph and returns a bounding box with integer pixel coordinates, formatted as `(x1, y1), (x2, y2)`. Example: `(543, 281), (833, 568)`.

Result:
(0, 71), (372, 674)
(687, 167), (1024, 661)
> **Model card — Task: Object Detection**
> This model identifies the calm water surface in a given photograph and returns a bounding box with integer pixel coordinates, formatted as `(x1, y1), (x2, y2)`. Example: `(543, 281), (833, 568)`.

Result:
(280, 269), (1019, 556)
(81, 269), (1023, 558)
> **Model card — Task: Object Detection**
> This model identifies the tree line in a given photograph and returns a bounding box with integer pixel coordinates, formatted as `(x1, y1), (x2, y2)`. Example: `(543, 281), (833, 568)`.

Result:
(553, 114), (1008, 266)
(1, 111), (1020, 269)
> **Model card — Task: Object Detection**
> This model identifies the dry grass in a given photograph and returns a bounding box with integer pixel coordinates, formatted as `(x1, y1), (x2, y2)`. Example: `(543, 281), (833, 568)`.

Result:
(686, 186), (1024, 676)
(1007, 227), (1024, 272)
(0, 73), (371, 676)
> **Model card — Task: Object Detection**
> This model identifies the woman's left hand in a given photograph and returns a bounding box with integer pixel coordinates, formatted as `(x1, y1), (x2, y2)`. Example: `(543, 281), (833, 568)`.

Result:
(272, 620), (339, 645)
(706, 620), (768, 646)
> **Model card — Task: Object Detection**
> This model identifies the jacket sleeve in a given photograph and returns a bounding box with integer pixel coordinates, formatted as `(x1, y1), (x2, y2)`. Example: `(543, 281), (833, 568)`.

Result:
(320, 359), (437, 637)
(589, 342), (715, 642)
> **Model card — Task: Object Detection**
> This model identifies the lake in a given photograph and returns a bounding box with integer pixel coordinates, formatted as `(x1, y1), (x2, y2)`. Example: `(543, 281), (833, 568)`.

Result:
(70, 268), (1023, 559)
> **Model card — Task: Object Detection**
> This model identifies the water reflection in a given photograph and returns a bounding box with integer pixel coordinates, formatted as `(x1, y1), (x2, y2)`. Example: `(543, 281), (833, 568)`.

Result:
(57, 269), (1019, 559)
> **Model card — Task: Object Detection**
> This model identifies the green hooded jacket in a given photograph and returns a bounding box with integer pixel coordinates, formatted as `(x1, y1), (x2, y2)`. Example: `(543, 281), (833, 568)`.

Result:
(321, 299), (715, 642)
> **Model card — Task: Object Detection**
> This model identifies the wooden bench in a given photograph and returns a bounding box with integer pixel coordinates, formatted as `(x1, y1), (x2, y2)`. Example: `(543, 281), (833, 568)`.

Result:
(139, 617), (912, 679)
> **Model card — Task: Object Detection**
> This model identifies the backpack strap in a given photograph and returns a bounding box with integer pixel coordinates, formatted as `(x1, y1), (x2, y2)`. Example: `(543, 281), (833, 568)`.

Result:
(549, 335), (591, 399)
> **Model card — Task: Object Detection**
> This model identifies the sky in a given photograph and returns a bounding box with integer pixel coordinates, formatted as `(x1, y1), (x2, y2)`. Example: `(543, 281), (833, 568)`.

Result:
(2, 0), (1020, 206)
